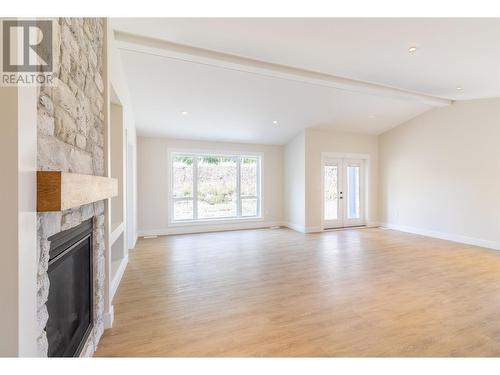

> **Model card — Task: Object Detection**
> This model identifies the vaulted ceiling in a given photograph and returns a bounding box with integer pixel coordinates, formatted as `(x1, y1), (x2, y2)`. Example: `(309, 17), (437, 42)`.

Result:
(112, 18), (500, 144)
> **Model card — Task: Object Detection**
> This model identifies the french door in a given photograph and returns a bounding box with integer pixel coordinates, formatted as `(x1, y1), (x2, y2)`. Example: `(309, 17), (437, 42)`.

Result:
(323, 157), (365, 229)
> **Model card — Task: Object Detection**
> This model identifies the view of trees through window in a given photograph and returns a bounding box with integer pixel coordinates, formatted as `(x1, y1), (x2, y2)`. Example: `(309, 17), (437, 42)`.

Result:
(324, 165), (339, 220)
(172, 153), (260, 221)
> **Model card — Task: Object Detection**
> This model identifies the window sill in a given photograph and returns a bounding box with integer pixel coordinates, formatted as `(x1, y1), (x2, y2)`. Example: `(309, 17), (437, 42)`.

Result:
(168, 216), (264, 227)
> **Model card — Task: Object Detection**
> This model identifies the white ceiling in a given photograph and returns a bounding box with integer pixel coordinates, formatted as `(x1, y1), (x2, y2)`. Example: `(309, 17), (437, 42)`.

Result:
(112, 18), (500, 145)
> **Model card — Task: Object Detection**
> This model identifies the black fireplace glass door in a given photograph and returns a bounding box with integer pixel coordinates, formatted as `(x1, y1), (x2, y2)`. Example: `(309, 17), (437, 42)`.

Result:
(46, 235), (93, 357)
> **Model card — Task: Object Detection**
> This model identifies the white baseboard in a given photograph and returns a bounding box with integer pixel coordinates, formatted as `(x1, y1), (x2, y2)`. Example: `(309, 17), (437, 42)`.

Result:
(284, 222), (306, 233)
(138, 220), (286, 237)
(286, 222), (379, 233)
(129, 234), (138, 250)
(103, 305), (114, 329)
(380, 222), (500, 250)
(110, 256), (128, 301)
(283, 223), (323, 233)
(305, 226), (323, 233)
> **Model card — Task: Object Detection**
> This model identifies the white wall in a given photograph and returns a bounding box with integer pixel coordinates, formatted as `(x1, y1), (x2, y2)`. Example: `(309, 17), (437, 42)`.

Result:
(0, 86), (20, 357)
(110, 102), (124, 227)
(283, 131), (306, 231)
(108, 28), (138, 249)
(304, 128), (379, 231)
(137, 136), (284, 235)
(379, 98), (500, 248)
(0, 85), (38, 357)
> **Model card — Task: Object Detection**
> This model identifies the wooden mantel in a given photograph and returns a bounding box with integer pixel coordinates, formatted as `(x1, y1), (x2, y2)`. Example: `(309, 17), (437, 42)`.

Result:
(37, 171), (118, 212)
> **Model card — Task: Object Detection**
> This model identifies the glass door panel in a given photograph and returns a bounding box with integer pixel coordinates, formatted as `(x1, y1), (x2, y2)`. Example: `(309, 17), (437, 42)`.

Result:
(323, 158), (343, 228)
(323, 157), (365, 229)
(346, 165), (360, 219)
(324, 165), (339, 220)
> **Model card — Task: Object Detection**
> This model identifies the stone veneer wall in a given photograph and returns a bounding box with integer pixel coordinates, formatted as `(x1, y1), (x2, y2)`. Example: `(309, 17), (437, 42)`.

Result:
(36, 18), (106, 357)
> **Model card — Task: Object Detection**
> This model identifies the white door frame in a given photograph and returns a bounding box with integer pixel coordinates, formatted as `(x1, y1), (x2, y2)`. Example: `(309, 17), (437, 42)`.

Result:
(320, 152), (370, 230)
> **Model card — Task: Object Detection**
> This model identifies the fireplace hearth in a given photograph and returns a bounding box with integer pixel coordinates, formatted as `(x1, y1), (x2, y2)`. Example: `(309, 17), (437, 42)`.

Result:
(46, 219), (94, 357)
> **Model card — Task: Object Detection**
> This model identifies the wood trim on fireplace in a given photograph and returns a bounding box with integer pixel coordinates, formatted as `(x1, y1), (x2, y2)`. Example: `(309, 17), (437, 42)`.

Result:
(37, 171), (118, 212)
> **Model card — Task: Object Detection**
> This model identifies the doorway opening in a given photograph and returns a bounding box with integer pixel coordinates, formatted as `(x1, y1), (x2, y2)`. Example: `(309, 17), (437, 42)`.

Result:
(322, 155), (367, 229)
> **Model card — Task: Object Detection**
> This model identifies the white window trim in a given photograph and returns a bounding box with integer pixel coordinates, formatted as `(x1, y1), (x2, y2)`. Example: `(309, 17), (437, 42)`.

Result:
(167, 148), (264, 225)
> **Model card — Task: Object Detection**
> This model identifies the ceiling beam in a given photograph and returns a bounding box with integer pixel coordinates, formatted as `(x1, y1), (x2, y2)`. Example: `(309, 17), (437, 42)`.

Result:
(114, 30), (452, 107)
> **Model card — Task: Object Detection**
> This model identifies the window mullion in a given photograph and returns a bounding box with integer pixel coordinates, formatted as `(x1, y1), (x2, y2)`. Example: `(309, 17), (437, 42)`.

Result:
(236, 156), (241, 217)
(257, 157), (261, 217)
(193, 156), (198, 220)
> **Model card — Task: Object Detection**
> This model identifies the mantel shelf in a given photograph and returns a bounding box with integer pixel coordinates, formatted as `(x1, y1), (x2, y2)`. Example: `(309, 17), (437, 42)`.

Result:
(37, 171), (118, 212)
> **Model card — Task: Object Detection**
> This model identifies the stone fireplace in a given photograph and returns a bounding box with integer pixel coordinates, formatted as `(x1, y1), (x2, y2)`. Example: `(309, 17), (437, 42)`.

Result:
(36, 18), (106, 357)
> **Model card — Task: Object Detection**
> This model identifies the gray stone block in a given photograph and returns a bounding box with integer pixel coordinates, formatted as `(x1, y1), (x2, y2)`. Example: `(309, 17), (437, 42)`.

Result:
(69, 147), (93, 174)
(76, 133), (87, 150)
(39, 94), (54, 115)
(81, 203), (95, 221)
(38, 135), (72, 172)
(61, 209), (83, 231)
(38, 110), (55, 136)
(53, 78), (79, 120)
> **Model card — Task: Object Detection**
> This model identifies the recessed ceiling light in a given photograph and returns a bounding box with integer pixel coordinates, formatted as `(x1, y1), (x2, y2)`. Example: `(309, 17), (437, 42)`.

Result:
(273, 120), (278, 124)
(456, 86), (463, 91)
(181, 111), (188, 115)
(408, 46), (418, 53)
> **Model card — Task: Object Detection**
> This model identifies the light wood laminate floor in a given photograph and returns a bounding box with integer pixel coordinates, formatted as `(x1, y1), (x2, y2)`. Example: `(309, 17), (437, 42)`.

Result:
(95, 227), (500, 357)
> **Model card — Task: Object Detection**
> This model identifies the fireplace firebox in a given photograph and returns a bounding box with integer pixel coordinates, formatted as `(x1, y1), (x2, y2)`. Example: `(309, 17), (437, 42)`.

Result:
(46, 218), (94, 357)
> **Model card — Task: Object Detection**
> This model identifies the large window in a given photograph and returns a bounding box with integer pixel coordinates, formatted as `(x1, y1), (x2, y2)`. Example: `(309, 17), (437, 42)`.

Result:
(170, 152), (261, 222)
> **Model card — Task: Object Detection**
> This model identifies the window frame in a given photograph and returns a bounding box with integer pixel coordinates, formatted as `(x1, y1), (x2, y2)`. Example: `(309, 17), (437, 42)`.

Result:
(168, 149), (263, 225)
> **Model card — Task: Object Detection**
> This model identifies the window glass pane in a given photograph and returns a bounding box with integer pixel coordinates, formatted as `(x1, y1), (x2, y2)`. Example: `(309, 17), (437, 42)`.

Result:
(197, 156), (237, 219)
(347, 165), (360, 219)
(172, 155), (194, 221)
(172, 155), (193, 198)
(241, 157), (257, 197)
(242, 198), (257, 217)
(324, 165), (338, 220)
(173, 200), (193, 221)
